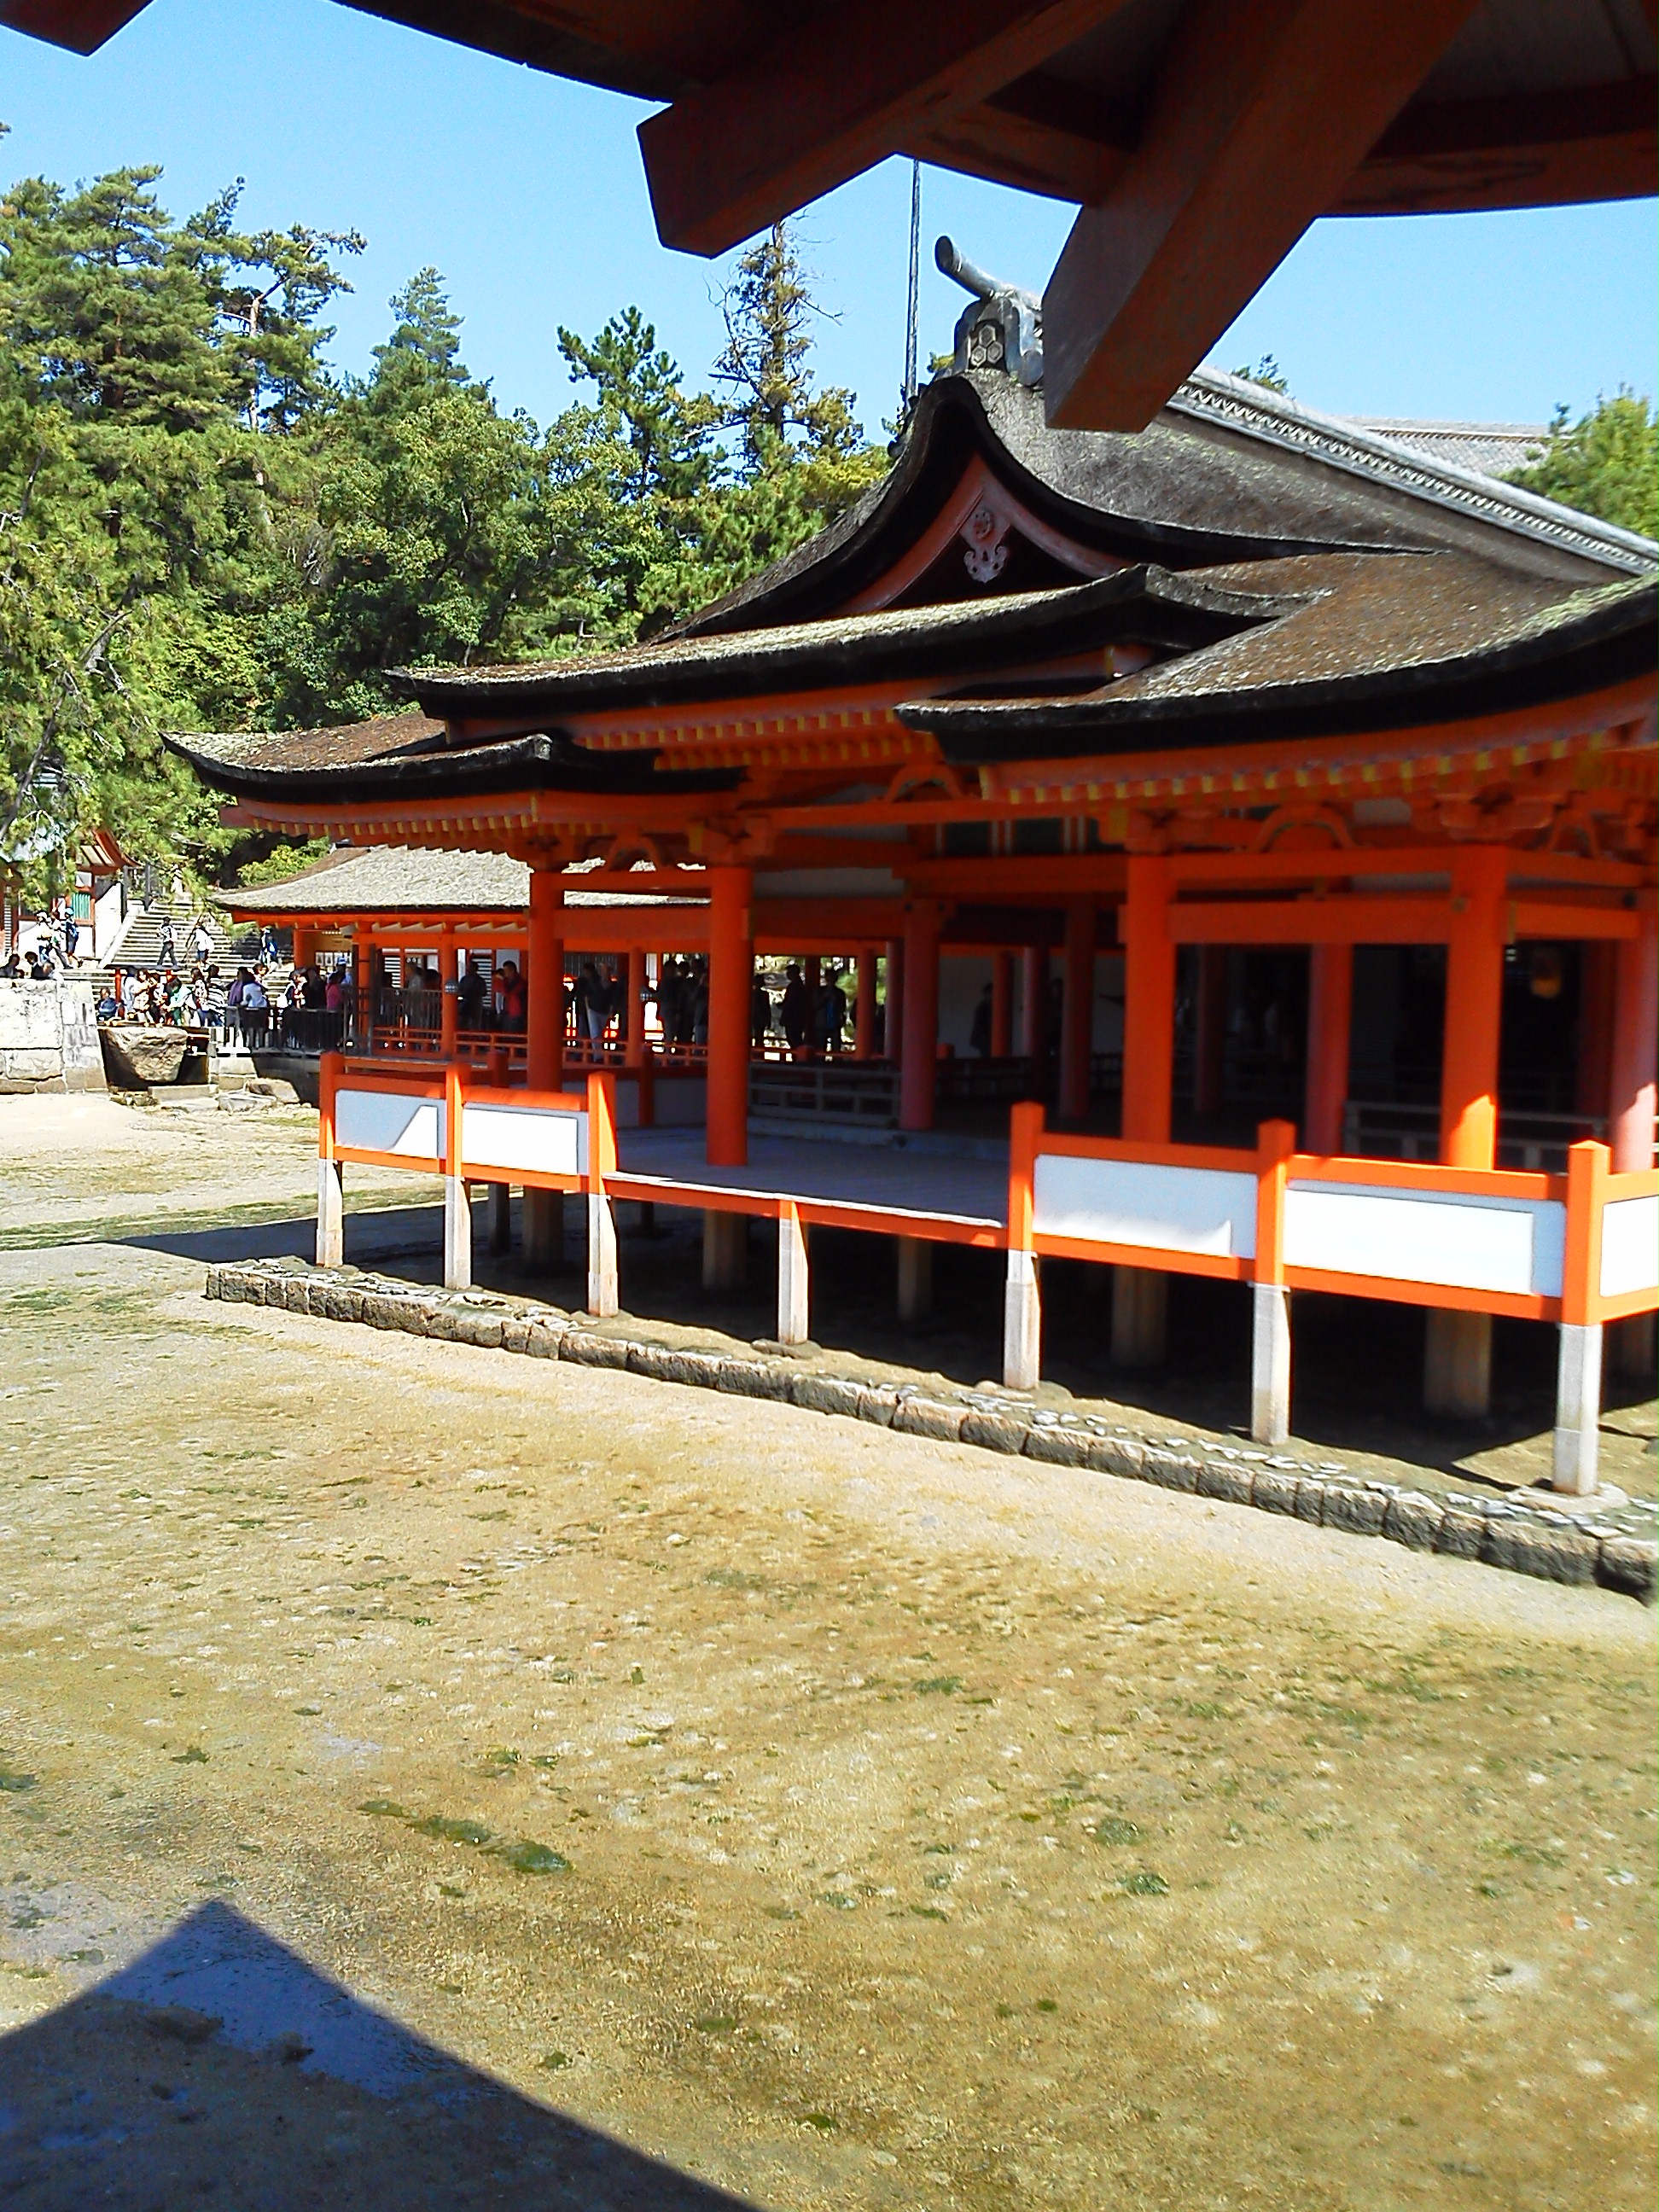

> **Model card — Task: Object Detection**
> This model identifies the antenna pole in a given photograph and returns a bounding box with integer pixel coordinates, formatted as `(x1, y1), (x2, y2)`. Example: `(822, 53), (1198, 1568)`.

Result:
(903, 159), (922, 406)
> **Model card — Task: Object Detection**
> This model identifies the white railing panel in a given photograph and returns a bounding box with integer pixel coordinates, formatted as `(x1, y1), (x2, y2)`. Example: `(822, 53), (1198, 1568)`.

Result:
(1284, 1182), (1564, 1297)
(1600, 1195), (1659, 1300)
(336, 1088), (444, 1160)
(461, 1102), (587, 1178)
(1033, 1155), (1258, 1260)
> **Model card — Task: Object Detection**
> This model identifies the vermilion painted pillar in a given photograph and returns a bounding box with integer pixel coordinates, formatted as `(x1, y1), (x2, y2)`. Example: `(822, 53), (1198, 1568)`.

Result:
(1059, 900), (1096, 1121)
(707, 864), (753, 1167)
(1609, 903), (1658, 1379)
(1425, 845), (1506, 1416)
(884, 938), (904, 1062)
(854, 946), (876, 1059)
(626, 944), (648, 1068)
(899, 900), (940, 1133)
(1021, 946), (1048, 1064)
(527, 869), (565, 1093)
(1193, 945), (1227, 1118)
(524, 871), (567, 1272)
(1115, 856), (1175, 1365)
(991, 950), (1015, 1058)
(439, 928), (458, 1058)
(1304, 941), (1353, 1155)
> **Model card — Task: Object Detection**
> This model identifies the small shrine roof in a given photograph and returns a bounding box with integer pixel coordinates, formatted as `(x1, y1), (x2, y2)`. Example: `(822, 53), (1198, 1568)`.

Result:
(216, 847), (701, 917)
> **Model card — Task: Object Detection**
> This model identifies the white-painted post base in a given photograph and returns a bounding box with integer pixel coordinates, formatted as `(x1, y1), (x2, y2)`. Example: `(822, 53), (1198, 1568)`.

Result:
(897, 1236), (933, 1322)
(521, 1189), (564, 1272)
(702, 1209), (747, 1290)
(316, 1158), (344, 1270)
(1552, 1320), (1604, 1495)
(1111, 1266), (1167, 1367)
(1003, 1249), (1040, 1391)
(1249, 1283), (1292, 1447)
(443, 1174), (473, 1291)
(588, 1191), (619, 1318)
(777, 1207), (809, 1346)
(488, 1180), (512, 1255)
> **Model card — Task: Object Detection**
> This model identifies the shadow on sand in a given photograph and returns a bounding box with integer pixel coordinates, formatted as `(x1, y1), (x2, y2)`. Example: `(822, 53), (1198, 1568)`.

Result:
(0, 1899), (758, 2210)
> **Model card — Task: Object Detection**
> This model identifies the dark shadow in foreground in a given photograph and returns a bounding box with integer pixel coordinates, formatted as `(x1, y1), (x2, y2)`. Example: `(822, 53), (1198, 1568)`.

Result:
(0, 1900), (760, 2211)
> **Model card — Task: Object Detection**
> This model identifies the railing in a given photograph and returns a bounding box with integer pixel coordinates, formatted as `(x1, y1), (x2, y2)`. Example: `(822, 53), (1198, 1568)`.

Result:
(1004, 1099), (1658, 1487)
(1343, 1098), (1608, 1173)
(749, 1058), (899, 1126)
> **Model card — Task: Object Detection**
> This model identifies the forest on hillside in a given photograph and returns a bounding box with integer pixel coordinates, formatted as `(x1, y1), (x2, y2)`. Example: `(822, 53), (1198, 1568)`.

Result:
(0, 143), (1653, 894)
(0, 154), (884, 887)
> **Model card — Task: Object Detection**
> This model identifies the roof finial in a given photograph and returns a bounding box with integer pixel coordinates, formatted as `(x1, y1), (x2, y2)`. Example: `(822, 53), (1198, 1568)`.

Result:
(935, 236), (1043, 387)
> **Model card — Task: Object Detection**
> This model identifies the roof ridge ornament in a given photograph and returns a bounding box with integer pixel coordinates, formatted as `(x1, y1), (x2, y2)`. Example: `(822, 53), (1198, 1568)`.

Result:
(936, 236), (1042, 388)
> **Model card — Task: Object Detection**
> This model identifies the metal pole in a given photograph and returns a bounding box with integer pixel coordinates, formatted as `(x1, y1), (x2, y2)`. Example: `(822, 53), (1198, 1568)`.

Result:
(904, 160), (922, 407)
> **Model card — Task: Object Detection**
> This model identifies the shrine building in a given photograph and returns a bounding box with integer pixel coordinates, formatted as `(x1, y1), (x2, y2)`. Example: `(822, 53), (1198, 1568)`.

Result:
(177, 310), (1658, 1493)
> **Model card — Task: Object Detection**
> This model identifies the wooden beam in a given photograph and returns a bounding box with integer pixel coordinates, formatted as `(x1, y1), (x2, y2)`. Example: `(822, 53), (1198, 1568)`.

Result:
(638, 0), (1126, 257)
(0, 0), (148, 52)
(1343, 79), (1659, 214)
(1042, 0), (1481, 430)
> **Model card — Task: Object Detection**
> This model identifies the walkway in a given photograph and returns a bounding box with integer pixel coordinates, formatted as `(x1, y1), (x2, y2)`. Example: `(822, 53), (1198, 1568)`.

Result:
(612, 1124), (1009, 1237)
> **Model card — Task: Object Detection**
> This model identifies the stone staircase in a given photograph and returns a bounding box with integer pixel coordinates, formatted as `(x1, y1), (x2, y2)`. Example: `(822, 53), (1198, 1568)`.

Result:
(108, 899), (233, 971)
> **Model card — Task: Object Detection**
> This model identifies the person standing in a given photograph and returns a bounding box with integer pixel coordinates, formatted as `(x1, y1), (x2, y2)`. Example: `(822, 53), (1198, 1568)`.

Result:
(158, 916), (178, 969)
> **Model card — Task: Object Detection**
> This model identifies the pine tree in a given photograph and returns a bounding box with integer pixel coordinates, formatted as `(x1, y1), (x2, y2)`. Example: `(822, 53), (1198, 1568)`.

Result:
(712, 222), (863, 471)
(1507, 389), (1657, 538)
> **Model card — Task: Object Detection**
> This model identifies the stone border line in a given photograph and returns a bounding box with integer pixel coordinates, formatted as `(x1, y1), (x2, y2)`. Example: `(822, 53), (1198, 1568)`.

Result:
(204, 1259), (1656, 1605)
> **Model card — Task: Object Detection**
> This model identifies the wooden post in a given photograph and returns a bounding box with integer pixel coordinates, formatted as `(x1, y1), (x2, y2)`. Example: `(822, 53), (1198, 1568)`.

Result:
(991, 949), (1015, 1059)
(1575, 941), (1615, 1119)
(883, 938), (905, 1062)
(353, 934), (373, 1052)
(899, 900), (940, 1132)
(527, 868), (565, 1092)
(443, 1060), (471, 1291)
(1250, 1119), (1296, 1445)
(586, 1071), (619, 1318)
(1059, 899), (1095, 1121)
(1554, 1139), (1609, 1493)
(439, 929), (458, 1058)
(1608, 903), (1657, 1378)
(1003, 1099), (1042, 1388)
(1425, 846), (1505, 1417)
(897, 1236), (933, 1322)
(777, 1201), (809, 1346)
(703, 1209), (748, 1289)
(626, 944), (648, 1068)
(707, 864), (753, 1167)
(316, 1050), (343, 1268)
(1114, 854), (1174, 1365)
(854, 946), (876, 1059)
(1194, 945), (1226, 1118)
(1304, 941), (1352, 1155)
(1020, 944), (1047, 1065)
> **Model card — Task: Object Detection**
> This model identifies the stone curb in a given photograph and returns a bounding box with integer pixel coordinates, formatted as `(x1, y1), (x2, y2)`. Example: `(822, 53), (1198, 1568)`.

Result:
(204, 1260), (1657, 1605)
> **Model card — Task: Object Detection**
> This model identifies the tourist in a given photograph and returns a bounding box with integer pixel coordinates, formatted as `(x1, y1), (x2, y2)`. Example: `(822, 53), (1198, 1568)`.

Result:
(456, 957), (487, 1031)
(781, 963), (808, 1056)
(191, 917), (214, 964)
(158, 917), (178, 969)
(751, 974), (771, 1047)
(205, 965), (228, 1035)
(61, 909), (80, 964)
(495, 959), (526, 1033)
(240, 967), (270, 1044)
(970, 982), (992, 1057)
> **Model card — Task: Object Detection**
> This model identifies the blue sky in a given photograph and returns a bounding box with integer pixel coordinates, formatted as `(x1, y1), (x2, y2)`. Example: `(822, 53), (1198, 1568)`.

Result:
(3, 0), (1655, 439)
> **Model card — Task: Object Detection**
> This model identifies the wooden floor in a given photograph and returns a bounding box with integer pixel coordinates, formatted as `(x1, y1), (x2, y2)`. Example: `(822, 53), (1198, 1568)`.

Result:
(612, 1126), (1009, 1233)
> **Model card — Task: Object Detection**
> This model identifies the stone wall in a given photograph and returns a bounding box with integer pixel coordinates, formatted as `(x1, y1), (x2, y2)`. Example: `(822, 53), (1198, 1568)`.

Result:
(0, 978), (106, 1094)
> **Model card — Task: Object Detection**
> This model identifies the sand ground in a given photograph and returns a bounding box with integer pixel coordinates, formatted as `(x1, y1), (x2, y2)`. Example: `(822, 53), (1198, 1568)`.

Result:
(0, 1094), (1653, 2209)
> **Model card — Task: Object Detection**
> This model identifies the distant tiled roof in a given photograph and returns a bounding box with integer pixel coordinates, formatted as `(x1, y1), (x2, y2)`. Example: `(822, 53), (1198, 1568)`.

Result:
(215, 847), (703, 917)
(1345, 419), (1548, 480)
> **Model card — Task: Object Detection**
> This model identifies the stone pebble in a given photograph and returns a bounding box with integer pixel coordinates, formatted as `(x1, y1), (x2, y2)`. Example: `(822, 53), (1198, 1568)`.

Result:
(202, 1260), (1656, 1605)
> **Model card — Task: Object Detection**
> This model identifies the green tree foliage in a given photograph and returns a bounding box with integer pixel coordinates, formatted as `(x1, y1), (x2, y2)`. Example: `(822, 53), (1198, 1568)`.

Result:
(0, 154), (886, 882)
(1506, 389), (1658, 538)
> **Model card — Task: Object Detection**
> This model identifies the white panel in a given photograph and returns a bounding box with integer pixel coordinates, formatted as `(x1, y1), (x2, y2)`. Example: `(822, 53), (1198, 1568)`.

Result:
(461, 1102), (586, 1177)
(1033, 1154), (1258, 1259)
(1284, 1182), (1564, 1297)
(1600, 1195), (1659, 1300)
(336, 1088), (443, 1161)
